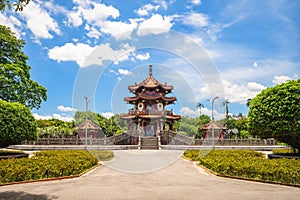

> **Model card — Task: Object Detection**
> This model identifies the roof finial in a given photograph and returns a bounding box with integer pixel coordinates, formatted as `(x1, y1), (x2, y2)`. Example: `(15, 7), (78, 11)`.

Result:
(149, 64), (152, 76)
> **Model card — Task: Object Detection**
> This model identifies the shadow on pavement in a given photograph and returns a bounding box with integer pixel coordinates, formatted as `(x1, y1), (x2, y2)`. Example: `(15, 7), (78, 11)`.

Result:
(0, 191), (57, 200)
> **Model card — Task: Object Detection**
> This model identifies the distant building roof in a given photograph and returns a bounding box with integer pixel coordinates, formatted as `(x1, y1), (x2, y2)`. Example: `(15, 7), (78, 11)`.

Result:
(200, 121), (228, 130)
(76, 120), (101, 130)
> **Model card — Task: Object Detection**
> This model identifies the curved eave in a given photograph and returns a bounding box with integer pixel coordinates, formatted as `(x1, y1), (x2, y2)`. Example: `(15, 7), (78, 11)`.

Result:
(124, 96), (176, 103)
(166, 115), (181, 120)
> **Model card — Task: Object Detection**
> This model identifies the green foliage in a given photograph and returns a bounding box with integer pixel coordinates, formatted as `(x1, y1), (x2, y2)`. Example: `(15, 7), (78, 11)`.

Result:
(185, 150), (300, 186)
(248, 79), (300, 150)
(0, 25), (47, 109)
(74, 111), (122, 137)
(174, 115), (210, 137)
(183, 150), (201, 161)
(37, 119), (76, 138)
(0, 100), (37, 147)
(0, 150), (98, 184)
(0, 0), (31, 11)
(0, 150), (24, 155)
(89, 150), (114, 161)
(74, 111), (99, 126)
(272, 149), (299, 155)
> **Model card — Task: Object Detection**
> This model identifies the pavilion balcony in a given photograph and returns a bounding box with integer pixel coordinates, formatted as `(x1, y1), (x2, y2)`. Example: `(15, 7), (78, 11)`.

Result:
(128, 109), (174, 115)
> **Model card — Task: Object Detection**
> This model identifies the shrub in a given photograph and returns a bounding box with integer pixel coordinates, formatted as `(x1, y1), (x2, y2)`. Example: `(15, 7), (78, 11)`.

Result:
(0, 100), (37, 147)
(0, 150), (98, 184)
(89, 150), (114, 161)
(184, 150), (300, 186)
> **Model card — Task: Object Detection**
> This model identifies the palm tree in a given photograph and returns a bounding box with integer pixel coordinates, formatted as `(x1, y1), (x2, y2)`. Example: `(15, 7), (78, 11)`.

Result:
(196, 102), (204, 116)
(246, 98), (252, 107)
(222, 99), (230, 117)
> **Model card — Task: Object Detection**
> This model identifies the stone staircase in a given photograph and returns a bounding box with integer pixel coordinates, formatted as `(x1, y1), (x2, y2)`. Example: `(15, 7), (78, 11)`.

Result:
(140, 137), (160, 150)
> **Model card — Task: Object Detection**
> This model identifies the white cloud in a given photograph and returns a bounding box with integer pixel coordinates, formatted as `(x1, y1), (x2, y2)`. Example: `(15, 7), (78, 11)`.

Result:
(180, 106), (223, 120)
(153, 0), (168, 10)
(33, 113), (52, 120)
(48, 43), (95, 67)
(118, 69), (132, 76)
(272, 75), (292, 84)
(57, 105), (77, 112)
(53, 114), (74, 122)
(182, 12), (208, 27)
(33, 113), (74, 122)
(80, 3), (120, 24)
(67, 10), (83, 27)
(19, 1), (60, 39)
(247, 82), (266, 91)
(48, 42), (135, 67)
(101, 112), (115, 119)
(0, 13), (22, 37)
(99, 19), (137, 39)
(190, 0), (202, 5)
(223, 80), (266, 103)
(135, 4), (160, 16)
(85, 25), (101, 39)
(135, 52), (150, 61)
(137, 14), (173, 36)
(252, 61), (258, 67)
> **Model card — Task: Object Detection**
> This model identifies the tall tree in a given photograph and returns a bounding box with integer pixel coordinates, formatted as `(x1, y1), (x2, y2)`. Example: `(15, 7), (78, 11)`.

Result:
(0, 25), (47, 109)
(196, 102), (204, 116)
(0, 100), (37, 147)
(248, 79), (300, 151)
(246, 98), (252, 107)
(222, 99), (230, 117)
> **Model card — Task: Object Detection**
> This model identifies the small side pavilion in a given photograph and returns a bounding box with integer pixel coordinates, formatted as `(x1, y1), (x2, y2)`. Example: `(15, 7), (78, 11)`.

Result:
(76, 120), (102, 139)
(200, 121), (228, 139)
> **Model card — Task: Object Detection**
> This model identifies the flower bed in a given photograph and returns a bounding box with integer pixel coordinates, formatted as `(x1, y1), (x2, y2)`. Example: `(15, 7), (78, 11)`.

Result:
(184, 150), (300, 186)
(0, 150), (98, 184)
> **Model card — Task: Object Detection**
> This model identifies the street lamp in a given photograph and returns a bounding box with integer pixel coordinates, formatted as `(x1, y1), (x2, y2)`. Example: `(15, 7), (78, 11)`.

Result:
(209, 96), (219, 149)
(84, 96), (89, 150)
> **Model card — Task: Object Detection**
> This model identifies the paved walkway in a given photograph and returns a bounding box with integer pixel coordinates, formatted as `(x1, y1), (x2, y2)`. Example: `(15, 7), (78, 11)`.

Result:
(0, 150), (299, 200)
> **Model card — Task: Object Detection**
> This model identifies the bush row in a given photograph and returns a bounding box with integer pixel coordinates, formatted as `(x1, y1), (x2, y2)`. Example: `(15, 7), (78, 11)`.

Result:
(0, 150), (98, 184)
(184, 150), (300, 186)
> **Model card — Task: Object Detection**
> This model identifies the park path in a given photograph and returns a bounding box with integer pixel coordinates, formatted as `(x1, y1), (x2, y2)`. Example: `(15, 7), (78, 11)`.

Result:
(0, 150), (299, 200)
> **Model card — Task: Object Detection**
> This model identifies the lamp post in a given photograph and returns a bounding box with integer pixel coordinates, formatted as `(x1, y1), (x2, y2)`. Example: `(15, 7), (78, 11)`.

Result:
(84, 96), (89, 150)
(211, 96), (219, 150)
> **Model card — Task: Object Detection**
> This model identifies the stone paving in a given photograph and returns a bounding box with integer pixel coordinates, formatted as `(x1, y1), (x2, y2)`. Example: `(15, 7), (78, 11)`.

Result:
(0, 150), (299, 200)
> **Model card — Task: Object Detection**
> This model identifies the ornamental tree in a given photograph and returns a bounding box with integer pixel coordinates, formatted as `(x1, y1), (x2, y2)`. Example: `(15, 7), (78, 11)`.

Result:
(248, 79), (300, 151)
(0, 25), (47, 109)
(0, 100), (37, 147)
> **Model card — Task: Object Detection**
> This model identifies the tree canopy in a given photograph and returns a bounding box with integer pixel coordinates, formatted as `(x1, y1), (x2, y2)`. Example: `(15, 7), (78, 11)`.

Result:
(248, 79), (300, 150)
(0, 100), (37, 147)
(0, 25), (47, 109)
(0, 0), (30, 11)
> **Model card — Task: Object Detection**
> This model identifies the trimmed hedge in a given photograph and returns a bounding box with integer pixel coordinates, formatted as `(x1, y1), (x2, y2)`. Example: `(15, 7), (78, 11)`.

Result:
(0, 150), (24, 156)
(184, 150), (300, 186)
(0, 100), (37, 147)
(0, 150), (98, 184)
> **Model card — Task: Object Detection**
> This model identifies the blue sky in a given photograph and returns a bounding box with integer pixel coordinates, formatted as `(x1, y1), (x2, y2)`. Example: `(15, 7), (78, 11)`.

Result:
(1, 0), (299, 121)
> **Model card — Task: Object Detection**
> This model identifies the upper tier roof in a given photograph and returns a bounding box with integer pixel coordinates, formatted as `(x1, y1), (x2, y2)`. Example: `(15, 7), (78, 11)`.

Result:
(128, 65), (173, 93)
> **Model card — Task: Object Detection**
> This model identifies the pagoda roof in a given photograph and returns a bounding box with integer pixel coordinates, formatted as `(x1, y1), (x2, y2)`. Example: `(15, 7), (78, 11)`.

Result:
(200, 121), (227, 130)
(76, 120), (102, 130)
(128, 65), (173, 93)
